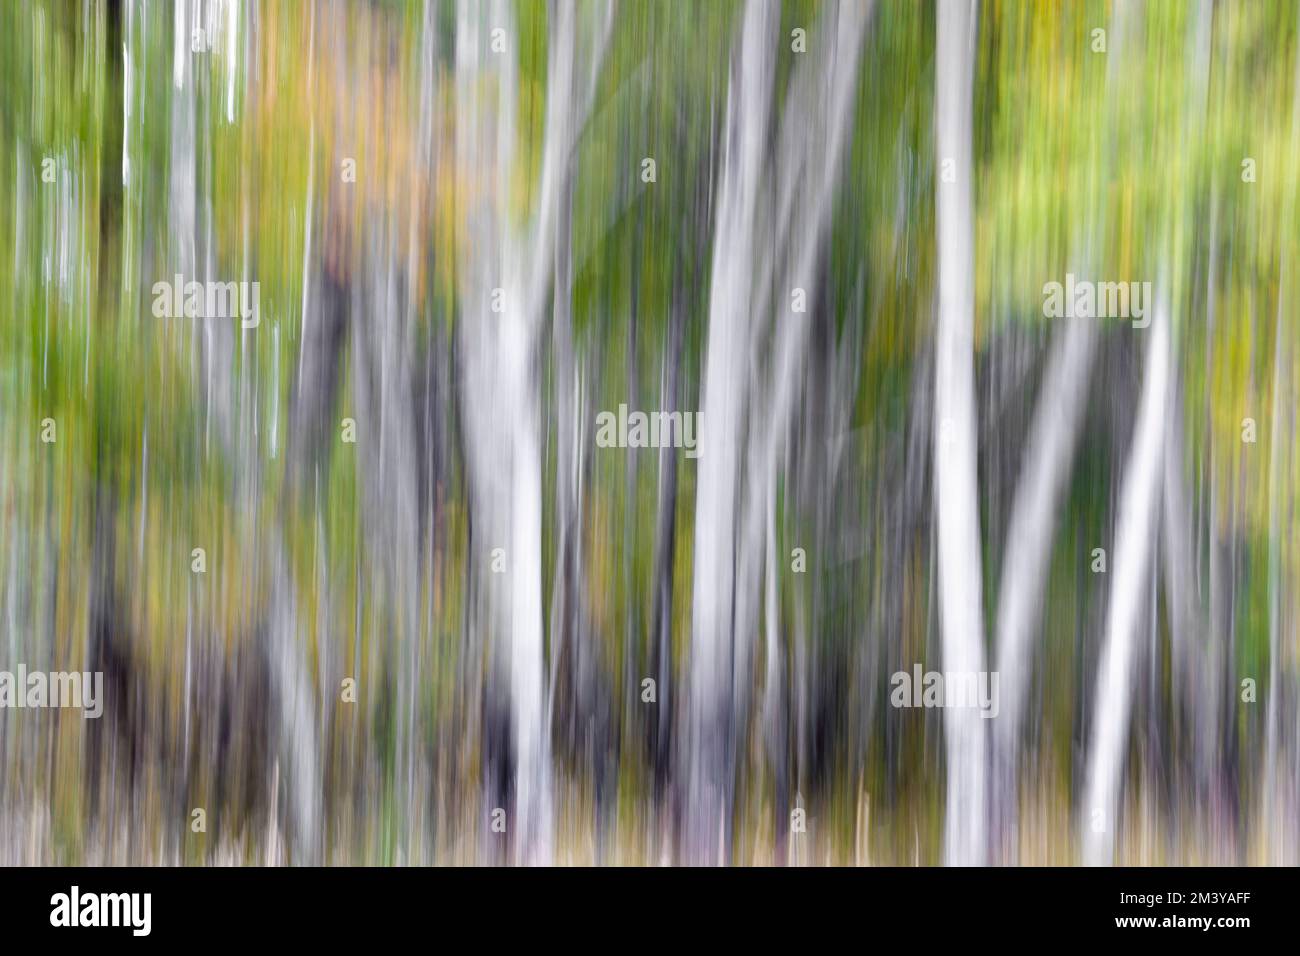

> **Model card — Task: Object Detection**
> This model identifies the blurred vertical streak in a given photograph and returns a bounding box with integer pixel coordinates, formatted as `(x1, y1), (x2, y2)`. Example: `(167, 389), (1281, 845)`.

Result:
(992, 316), (1096, 861)
(685, 0), (777, 864)
(736, 0), (872, 861)
(1082, 298), (1170, 866)
(454, 0), (610, 864)
(1263, 1), (1300, 859)
(933, 0), (987, 867)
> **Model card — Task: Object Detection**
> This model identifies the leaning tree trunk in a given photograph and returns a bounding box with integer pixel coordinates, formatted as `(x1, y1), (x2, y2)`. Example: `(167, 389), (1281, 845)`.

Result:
(992, 316), (1096, 858)
(1081, 298), (1171, 865)
(735, 0), (872, 837)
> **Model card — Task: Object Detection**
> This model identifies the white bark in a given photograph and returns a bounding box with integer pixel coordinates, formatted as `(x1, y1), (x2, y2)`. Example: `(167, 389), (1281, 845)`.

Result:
(736, 0), (872, 716)
(454, 0), (609, 864)
(684, 0), (872, 864)
(1081, 300), (1170, 865)
(933, 0), (988, 867)
(455, 0), (544, 864)
(265, 541), (323, 863)
(993, 317), (1096, 845)
(685, 0), (779, 862)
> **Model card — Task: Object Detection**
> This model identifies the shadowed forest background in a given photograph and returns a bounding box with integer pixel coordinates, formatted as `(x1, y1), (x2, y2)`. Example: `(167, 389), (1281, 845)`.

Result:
(0, 0), (1297, 865)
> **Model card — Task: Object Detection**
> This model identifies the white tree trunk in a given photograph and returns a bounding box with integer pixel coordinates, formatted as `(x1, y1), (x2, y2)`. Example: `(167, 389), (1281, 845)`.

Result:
(454, 0), (608, 864)
(933, 0), (988, 867)
(685, 0), (779, 863)
(1081, 300), (1170, 865)
(453, 0), (544, 863)
(993, 316), (1096, 852)
(736, 0), (872, 741)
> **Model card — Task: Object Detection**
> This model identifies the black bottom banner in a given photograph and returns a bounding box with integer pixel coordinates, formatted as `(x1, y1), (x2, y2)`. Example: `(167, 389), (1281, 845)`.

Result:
(0, 866), (1282, 944)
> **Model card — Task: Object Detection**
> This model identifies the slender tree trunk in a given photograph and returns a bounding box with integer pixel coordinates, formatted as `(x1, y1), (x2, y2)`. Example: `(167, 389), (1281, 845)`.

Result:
(1081, 300), (1171, 865)
(933, 0), (988, 867)
(684, 0), (778, 864)
(992, 316), (1096, 858)
(454, 0), (610, 864)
